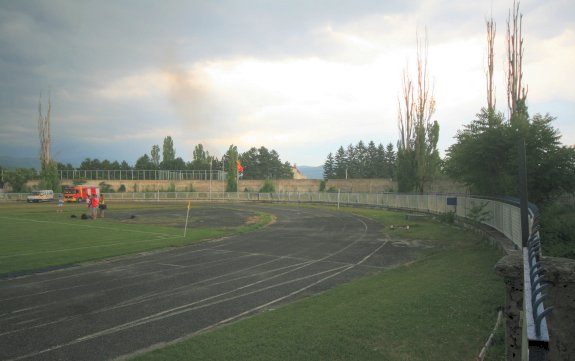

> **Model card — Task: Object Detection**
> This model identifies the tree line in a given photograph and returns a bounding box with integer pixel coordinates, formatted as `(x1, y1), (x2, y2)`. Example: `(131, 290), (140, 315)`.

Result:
(1, 136), (294, 192)
(322, 141), (396, 180)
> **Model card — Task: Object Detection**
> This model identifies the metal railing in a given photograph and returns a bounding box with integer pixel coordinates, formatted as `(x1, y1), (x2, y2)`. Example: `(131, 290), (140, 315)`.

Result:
(523, 224), (552, 360)
(56, 169), (227, 181)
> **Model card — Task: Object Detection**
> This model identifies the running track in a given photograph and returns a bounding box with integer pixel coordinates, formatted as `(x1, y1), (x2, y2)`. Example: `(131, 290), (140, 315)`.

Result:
(0, 204), (422, 361)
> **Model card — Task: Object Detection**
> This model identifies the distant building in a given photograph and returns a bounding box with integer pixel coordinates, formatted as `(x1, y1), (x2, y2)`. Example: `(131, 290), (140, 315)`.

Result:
(292, 165), (306, 180)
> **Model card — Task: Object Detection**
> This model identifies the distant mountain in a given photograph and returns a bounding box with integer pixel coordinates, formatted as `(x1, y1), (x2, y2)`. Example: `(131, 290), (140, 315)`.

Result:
(0, 156), (39, 170)
(297, 165), (324, 180)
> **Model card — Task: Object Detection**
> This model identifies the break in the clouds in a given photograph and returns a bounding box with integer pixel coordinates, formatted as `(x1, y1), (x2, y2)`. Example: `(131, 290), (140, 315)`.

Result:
(0, 0), (574, 167)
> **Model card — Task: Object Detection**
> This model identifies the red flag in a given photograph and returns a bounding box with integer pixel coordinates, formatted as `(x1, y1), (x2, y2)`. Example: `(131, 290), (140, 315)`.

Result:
(236, 160), (244, 173)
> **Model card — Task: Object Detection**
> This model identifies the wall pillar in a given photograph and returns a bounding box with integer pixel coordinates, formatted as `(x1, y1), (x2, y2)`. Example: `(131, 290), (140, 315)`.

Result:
(495, 254), (575, 361)
(542, 257), (575, 360)
(495, 253), (524, 361)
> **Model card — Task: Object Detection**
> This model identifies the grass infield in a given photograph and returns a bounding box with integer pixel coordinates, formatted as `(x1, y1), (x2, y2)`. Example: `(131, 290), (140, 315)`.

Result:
(0, 201), (505, 360)
(0, 201), (272, 277)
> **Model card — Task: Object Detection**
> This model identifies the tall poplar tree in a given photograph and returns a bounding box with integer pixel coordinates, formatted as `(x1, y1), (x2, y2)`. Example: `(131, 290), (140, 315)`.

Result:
(37, 95), (59, 191)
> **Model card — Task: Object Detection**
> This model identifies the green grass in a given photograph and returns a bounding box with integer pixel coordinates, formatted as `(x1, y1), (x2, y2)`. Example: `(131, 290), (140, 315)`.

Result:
(130, 205), (506, 361)
(0, 201), (272, 276)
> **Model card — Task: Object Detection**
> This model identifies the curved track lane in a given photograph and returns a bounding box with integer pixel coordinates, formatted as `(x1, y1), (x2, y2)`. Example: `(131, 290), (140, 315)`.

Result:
(0, 204), (423, 361)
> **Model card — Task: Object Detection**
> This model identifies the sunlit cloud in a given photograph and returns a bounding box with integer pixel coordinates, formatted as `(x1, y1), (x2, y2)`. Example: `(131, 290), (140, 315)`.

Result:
(1, 0), (573, 166)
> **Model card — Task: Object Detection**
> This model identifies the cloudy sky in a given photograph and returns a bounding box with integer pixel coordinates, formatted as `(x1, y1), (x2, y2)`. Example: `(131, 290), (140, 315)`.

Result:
(1, 0), (574, 168)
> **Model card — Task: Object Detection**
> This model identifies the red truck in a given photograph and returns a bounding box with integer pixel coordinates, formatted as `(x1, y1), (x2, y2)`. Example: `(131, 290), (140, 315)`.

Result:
(63, 186), (100, 203)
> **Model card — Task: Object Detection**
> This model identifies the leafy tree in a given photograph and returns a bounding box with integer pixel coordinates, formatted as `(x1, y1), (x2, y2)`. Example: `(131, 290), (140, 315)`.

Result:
(524, 114), (575, 204)
(238, 146), (293, 180)
(397, 30), (439, 192)
(396, 147), (417, 192)
(415, 120), (440, 191)
(323, 153), (335, 180)
(225, 144), (239, 192)
(39, 160), (60, 191)
(444, 109), (575, 205)
(161, 136), (175, 169)
(444, 109), (514, 196)
(384, 143), (396, 179)
(323, 141), (396, 180)
(346, 144), (358, 179)
(150, 145), (160, 168)
(192, 144), (210, 168)
(4, 168), (36, 192)
(240, 147), (259, 179)
(134, 154), (155, 170)
(365, 141), (378, 178)
(171, 157), (187, 170)
(355, 141), (368, 178)
(80, 158), (102, 170)
(57, 162), (74, 171)
(334, 146), (347, 179)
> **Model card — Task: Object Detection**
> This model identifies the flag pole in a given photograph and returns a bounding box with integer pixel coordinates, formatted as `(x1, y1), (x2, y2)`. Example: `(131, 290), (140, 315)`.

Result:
(184, 200), (191, 237)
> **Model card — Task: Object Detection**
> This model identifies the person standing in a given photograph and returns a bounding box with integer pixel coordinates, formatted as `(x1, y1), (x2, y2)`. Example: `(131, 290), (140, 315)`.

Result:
(98, 194), (106, 218)
(91, 194), (99, 220)
(57, 194), (64, 213)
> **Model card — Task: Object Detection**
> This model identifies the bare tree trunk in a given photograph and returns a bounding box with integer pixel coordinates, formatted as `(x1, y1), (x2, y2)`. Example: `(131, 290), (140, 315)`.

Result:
(414, 29), (436, 192)
(397, 68), (414, 152)
(396, 29), (437, 193)
(486, 16), (496, 111)
(506, 0), (527, 121)
(38, 95), (51, 169)
(415, 30), (435, 129)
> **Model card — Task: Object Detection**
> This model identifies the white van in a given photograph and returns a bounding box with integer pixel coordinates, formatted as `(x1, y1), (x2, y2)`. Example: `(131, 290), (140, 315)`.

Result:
(27, 190), (55, 203)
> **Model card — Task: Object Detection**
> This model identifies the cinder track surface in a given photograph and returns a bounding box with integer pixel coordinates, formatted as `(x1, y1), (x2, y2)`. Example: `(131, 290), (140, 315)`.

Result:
(0, 204), (426, 361)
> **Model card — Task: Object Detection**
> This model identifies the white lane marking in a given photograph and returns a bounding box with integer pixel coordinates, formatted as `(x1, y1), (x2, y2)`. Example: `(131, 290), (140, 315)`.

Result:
(3, 207), (387, 360)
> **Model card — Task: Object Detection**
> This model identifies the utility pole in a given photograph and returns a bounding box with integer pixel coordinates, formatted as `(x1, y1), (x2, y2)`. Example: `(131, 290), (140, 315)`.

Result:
(518, 138), (529, 247)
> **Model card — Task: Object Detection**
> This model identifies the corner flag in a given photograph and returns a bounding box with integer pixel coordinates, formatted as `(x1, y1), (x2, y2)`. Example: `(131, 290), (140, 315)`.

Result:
(184, 200), (191, 237)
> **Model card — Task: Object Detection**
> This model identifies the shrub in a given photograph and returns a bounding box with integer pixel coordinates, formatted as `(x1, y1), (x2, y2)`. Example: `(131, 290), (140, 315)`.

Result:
(99, 182), (115, 193)
(437, 211), (456, 224)
(260, 178), (275, 193)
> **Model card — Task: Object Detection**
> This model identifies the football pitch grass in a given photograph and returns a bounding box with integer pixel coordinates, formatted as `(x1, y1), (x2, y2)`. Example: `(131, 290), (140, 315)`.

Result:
(0, 201), (272, 277)
(0, 201), (505, 360)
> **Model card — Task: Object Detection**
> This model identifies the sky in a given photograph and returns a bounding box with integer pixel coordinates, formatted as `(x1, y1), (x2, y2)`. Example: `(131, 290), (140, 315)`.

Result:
(1, 0), (574, 168)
